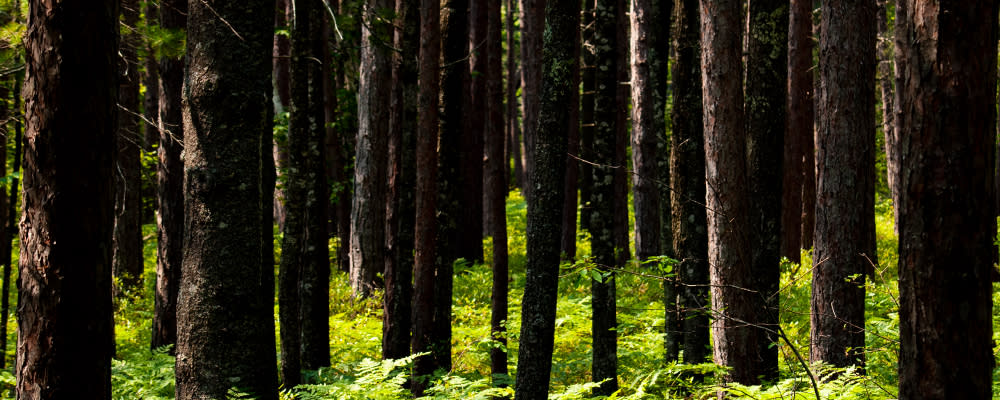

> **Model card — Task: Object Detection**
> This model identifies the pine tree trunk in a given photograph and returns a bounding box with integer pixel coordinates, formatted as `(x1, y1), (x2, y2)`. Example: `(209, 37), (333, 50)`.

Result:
(810, 0), (876, 369)
(519, 0), (544, 201)
(151, 0), (186, 354)
(896, 1), (998, 397)
(876, 0), (898, 235)
(559, 16), (581, 261)
(800, 6), (818, 251)
(511, 0), (576, 397)
(505, 0), (522, 191)
(781, 0), (812, 264)
(113, 0), (144, 297)
(670, 0), (709, 365)
(17, 2), (118, 398)
(462, 0), (487, 264)
(579, 2), (594, 234)
(141, 0), (159, 151)
(175, 1), (279, 397)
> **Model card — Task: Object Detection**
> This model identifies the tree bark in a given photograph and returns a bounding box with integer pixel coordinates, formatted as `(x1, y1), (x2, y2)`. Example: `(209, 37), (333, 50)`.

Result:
(462, 0), (486, 264)
(519, 0), (544, 202)
(895, 1), (998, 397)
(384, 0), (418, 361)
(505, 0), (523, 191)
(151, 0), (186, 353)
(781, 0), (813, 264)
(810, 0), (876, 370)
(701, 0), (758, 385)
(877, 0), (898, 234)
(113, 0), (144, 297)
(175, 1), (279, 398)
(17, 1), (118, 398)
(141, 0), (159, 151)
(800, 6), (817, 251)
(485, 0), (510, 383)
(745, 0), (787, 382)
(351, 0), (393, 297)
(511, 0), (576, 397)
(559, 12), (581, 261)
(578, 2), (594, 234)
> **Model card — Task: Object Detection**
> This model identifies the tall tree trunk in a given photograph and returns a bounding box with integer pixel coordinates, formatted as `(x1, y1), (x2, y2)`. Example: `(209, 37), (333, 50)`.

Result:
(463, 0), (486, 264)
(505, 0), (522, 191)
(151, 0), (186, 353)
(746, 0), (787, 383)
(141, 0), (159, 151)
(800, 7), (817, 251)
(17, 1), (118, 398)
(0, 78), (19, 370)
(810, 0), (876, 369)
(113, 0), (143, 297)
(485, 0), (510, 383)
(519, 0), (543, 201)
(327, 0), (352, 275)
(781, 0), (813, 264)
(670, 0), (708, 366)
(272, 0), (292, 231)
(410, 0), (440, 392)
(175, 1), (279, 398)
(701, 0), (758, 385)
(591, 0), (619, 393)
(579, 1), (594, 234)
(511, 0), (576, 396)
(559, 10), (581, 261)
(877, 0), (898, 234)
(896, 1), (998, 397)
(351, 0), (392, 297)
(629, 0), (673, 361)
(384, 0), (418, 361)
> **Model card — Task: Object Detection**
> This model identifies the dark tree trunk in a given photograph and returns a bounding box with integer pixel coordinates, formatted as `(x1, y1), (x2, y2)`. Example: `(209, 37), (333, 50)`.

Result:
(326, 0), (352, 275)
(670, 0), (708, 365)
(511, 0), (576, 397)
(462, 0), (486, 264)
(745, 0), (787, 383)
(141, 0), (159, 151)
(578, 1), (594, 234)
(272, 0), (292, 230)
(351, 0), (392, 297)
(383, 0), (418, 361)
(896, 1), (998, 397)
(0, 79), (19, 370)
(810, 0), (876, 370)
(701, 0), (758, 385)
(505, 0), (522, 191)
(151, 0), (186, 353)
(559, 9), (581, 261)
(781, 0), (813, 264)
(175, 0), (279, 398)
(485, 0), (510, 383)
(800, 9), (817, 251)
(590, 0), (619, 393)
(17, 1), (118, 398)
(877, 0), (898, 234)
(113, 0), (144, 297)
(410, 0), (440, 392)
(519, 0), (543, 200)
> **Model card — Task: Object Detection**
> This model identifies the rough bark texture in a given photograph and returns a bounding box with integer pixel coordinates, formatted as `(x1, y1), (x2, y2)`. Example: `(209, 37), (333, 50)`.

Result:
(17, 1), (118, 398)
(590, 0), (619, 393)
(895, 1), (998, 398)
(485, 0), (510, 382)
(559, 13), (581, 261)
(113, 0), (144, 297)
(384, 0), (418, 361)
(800, 8), (817, 251)
(701, 0), (758, 385)
(151, 0), (186, 353)
(810, 0), (876, 370)
(519, 0), (543, 201)
(781, 0), (812, 264)
(411, 0), (440, 392)
(511, 0), (575, 397)
(351, 0), (392, 297)
(434, 0), (469, 373)
(745, 0), (786, 383)
(175, 0), (279, 398)
(670, 0), (709, 365)
(876, 0), (898, 234)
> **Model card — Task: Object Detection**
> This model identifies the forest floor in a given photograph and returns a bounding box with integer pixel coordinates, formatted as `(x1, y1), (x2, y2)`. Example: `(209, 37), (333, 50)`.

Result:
(0, 192), (996, 399)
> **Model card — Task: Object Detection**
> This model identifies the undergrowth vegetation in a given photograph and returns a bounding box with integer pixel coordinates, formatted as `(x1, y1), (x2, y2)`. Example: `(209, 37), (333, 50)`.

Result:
(0, 193), (993, 399)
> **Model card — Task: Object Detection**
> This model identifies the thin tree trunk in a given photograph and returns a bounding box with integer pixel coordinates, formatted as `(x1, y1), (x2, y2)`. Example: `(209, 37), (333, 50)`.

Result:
(519, 0), (543, 201)
(800, 7), (817, 251)
(17, 2), (118, 398)
(781, 0), (812, 264)
(810, 0), (876, 369)
(579, 1), (595, 234)
(151, 0), (186, 353)
(505, 0), (522, 191)
(559, 13), (581, 261)
(113, 0), (144, 297)
(485, 0), (509, 381)
(877, 0), (898, 235)
(511, 0), (576, 396)
(272, 0), (292, 230)
(142, 0), (159, 151)
(175, 1), (279, 397)
(462, 0), (486, 264)
(896, 1), (998, 397)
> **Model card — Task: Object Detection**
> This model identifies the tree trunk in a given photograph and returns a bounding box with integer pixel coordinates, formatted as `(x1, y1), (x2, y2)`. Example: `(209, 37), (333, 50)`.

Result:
(485, 0), (510, 383)
(896, 1), (998, 397)
(505, 0), (522, 192)
(559, 12), (581, 261)
(175, 1), (279, 398)
(463, 0), (486, 264)
(151, 0), (186, 353)
(410, 0), (440, 393)
(17, 2), (118, 398)
(511, 0), (576, 397)
(701, 0), (758, 385)
(670, 0), (708, 366)
(877, 0), (898, 235)
(113, 0), (143, 297)
(781, 0), (813, 264)
(579, 2), (594, 234)
(141, 0), (159, 151)
(746, 0), (787, 383)
(519, 0), (543, 202)
(810, 0), (876, 370)
(800, 8), (817, 251)
(351, 0), (392, 298)
(272, 0), (292, 231)
(384, 0), (418, 361)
